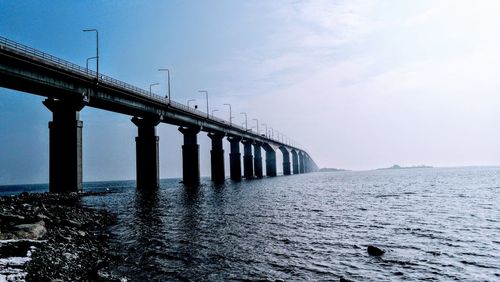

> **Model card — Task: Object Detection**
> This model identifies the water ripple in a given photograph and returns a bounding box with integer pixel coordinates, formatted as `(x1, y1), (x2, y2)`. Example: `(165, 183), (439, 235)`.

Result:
(82, 167), (500, 281)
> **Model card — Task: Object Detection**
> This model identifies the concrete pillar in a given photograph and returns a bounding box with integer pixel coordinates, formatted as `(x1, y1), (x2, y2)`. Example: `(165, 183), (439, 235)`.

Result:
(132, 116), (160, 189)
(263, 144), (277, 177)
(307, 156), (312, 173)
(291, 150), (299, 174)
(304, 155), (309, 173)
(279, 146), (291, 175)
(242, 139), (254, 179)
(179, 126), (201, 186)
(299, 152), (305, 173)
(253, 142), (263, 178)
(43, 98), (84, 193)
(208, 132), (225, 183)
(227, 136), (242, 181)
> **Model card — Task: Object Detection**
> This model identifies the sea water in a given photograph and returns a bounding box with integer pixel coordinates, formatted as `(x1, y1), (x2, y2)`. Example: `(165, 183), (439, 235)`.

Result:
(2, 167), (499, 281)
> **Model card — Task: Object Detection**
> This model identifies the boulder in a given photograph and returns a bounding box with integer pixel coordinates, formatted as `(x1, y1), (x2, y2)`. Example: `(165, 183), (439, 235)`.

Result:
(13, 220), (46, 239)
(367, 245), (385, 256)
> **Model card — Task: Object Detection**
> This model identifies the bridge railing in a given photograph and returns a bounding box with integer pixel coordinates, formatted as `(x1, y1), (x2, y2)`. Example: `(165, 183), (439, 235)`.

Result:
(0, 36), (287, 146)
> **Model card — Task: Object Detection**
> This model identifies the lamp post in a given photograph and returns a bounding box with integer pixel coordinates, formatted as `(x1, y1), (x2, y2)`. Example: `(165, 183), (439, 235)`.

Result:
(223, 103), (232, 125)
(187, 99), (196, 108)
(269, 127), (274, 139)
(82, 29), (98, 81)
(211, 109), (218, 118)
(158, 69), (171, 104)
(252, 118), (259, 135)
(261, 123), (267, 137)
(86, 56), (97, 73)
(149, 83), (159, 95)
(198, 90), (209, 118)
(240, 112), (247, 131)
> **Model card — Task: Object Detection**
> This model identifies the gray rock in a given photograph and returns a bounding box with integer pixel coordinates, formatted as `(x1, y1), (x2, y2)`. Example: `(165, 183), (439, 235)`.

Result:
(63, 219), (83, 228)
(0, 213), (25, 222)
(13, 220), (46, 239)
(367, 245), (385, 256)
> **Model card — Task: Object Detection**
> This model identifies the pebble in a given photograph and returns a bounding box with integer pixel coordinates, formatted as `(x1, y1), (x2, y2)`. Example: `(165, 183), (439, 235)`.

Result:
(0, 192), (117, 281)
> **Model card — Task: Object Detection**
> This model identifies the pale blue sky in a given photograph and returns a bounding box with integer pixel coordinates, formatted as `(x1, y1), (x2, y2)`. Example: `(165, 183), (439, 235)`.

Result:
(1, 1), (500, 184)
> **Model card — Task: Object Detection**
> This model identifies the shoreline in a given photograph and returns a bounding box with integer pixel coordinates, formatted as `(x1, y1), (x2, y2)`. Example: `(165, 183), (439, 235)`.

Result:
(0, 192), (121, 281)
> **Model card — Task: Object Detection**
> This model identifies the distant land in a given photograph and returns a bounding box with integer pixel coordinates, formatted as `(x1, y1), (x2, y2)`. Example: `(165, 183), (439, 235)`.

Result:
(376, 164), (433, 170)
(318, 168), (348, 172)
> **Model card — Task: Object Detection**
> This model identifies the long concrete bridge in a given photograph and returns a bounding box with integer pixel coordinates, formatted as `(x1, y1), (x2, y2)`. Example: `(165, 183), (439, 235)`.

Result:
(0, 36), (318, 192)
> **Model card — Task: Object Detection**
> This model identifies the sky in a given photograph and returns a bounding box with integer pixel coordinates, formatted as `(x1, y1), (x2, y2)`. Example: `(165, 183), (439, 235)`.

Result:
(1, 0), (499, 185)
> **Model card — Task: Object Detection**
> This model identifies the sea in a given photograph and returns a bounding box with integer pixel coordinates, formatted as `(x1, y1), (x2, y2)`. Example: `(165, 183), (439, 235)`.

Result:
(1, 167), (499, 281)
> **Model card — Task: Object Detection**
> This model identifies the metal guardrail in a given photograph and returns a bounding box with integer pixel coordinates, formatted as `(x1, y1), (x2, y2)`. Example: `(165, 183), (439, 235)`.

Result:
(0, 36), (293, 147)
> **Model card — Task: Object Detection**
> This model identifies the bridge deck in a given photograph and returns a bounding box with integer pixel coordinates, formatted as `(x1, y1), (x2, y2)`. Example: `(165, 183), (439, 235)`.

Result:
(0, 36), (306, 152)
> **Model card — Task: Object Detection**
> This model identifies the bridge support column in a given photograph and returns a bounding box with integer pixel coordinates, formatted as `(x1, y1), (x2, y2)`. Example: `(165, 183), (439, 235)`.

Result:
(304, 155), (311, 173)
(279, 146), (291, 175)
(43, 98), (84, 193)
(253, 142), (263, 178)
(306, 156), (311, 173)
(263, 144), (277, 177)
(208, 132), (225, 183)
(179, 126), (201, 186)
(299, 152), (305, 173)
(228, 136), (242, 181)
(242, 139), (254, 179)
(291, 150), (299, 174)
(132, 116), (160, 189)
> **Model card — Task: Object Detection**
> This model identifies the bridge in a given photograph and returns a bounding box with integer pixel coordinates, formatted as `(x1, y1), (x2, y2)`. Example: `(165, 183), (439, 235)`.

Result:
(0, 36), (318, 192)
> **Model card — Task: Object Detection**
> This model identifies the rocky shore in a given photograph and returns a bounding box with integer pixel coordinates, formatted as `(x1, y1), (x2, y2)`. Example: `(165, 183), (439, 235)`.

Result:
(0, 191), (120, 281)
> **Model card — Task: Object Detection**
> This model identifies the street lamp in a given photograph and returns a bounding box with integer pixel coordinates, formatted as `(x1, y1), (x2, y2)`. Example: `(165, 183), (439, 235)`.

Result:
(252, 118), (259, 135)
(269, 127), (274, 139)
(198, 90), (209, 118)
(149, 83), (159, 95)
(86, 56), (97, 73)
(211, 109), (219, 118)
(82, 29), (99, 81)
(223, 103), (232, 125)
(187, 99), (196, 108)
(240, 112), (247, 131)
(158, 69), (171, 104)
(261, 123), (267, 137)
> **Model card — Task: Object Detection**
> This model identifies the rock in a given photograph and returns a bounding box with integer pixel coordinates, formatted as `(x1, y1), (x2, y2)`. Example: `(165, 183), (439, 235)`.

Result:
(0, 213), (25, 222)
(37, 213), (52, 223)
(63, 219), (83, 228)
(2, 191), (115, 281)
(13, 220), (47, 239)
(63, 252), (78, 260)
(367, 245), (385, 256)
(340, 278), (353, 282)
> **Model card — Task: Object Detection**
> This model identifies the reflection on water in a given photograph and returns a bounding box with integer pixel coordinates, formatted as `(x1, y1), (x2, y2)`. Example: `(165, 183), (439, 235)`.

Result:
(82, 168), (500, 281)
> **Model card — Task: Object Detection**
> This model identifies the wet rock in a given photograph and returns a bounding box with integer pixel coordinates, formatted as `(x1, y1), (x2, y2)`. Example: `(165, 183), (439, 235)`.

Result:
(63, 219), (83, 228)
(36, 213), (51, 221)
(0, 213), (25, 223)
(367, 245), (385, 256)
(13, 220), (46, 239)
(1, 192), (116, 281)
